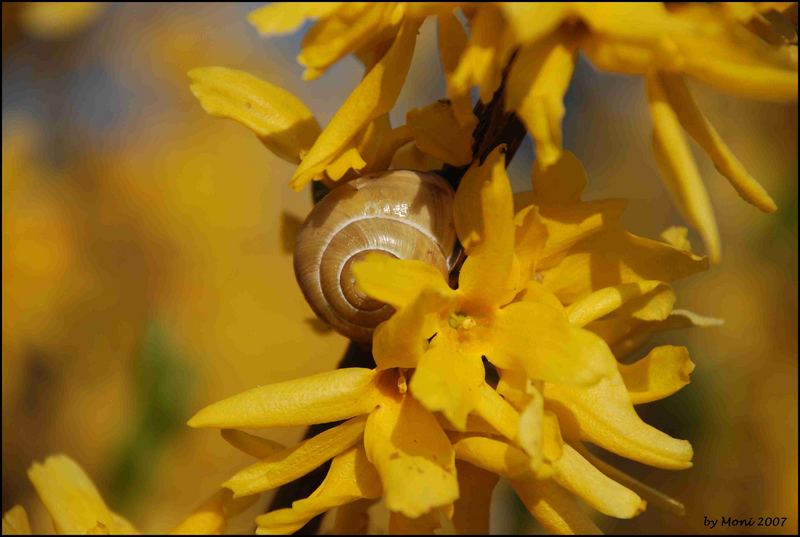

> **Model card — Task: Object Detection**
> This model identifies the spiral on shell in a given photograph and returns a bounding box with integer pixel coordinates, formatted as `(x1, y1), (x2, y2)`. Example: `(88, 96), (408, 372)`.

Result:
(293, 170), (457, 342)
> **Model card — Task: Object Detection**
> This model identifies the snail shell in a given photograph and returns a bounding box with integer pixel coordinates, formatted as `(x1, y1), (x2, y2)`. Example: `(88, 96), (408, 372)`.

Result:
(294, 170), (456, 342)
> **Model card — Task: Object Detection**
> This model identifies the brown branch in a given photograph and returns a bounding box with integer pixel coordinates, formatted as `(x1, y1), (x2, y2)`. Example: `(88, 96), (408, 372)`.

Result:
(268, 57), (528, 535)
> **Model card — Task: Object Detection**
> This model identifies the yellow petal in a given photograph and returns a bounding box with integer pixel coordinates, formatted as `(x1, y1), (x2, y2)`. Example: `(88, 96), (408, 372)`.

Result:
(681, 54), (798, 102)
(518, 386), (545, 470)
(27, 455), (137, 535)
(221, 429), (286, 459)
(297, 4), (397, 80)
(224, 416), (367, 497)
(620, 345), (694, 404)
(589, 308), (722, 359)
(171, 489), (257, 535)
(512, 478), (601, 535)
(2, 506), (32, 535)
(364, 394), (458, 518)
(333, 499), (374, 535)
(291, 19), (419, 190)
(248, 2), (342, 35)
(324, 146), (367, 181)
(410, 340), (485, 430)
(388, 510), (451, 535)
(492, 302), (617, 386)
(452, 462), (498, 535)
(506, 32), (576, 169)
(574, 442), (686, 516)
(451, 7), (515, 103)
(659, 73), (777, 212)
(255, 447), (381, 535)
(553, 444), (646, 519)
(539, 229), (708, 304)
(514, 280), (565, 312)
(371, 288), (449, 370)
(659, 226), (691, 251)
(647, 73), (721, 263)
(453, 436), (531, 479)
(352, 252), (453, 311)
(515, 204), (549, 284)
(565, 281), (670, 327)
(188, 368), (380, 429)
(407, 101), (476, 166)
(456, 147), (519, 308)
(544, 371), (694, 469)
(188, 67), (320, 165)
(391, 141), (443, 171)
(529, 150), (587, 204)
(437, 13), (474, 126)
(473, 382), (521, 442)
(499, 3), (567, 45)
(537, 199), (629, 265)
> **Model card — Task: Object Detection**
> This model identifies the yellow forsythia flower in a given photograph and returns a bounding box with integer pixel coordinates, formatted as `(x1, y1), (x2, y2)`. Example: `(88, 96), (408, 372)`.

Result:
(2, 455), (254, 535)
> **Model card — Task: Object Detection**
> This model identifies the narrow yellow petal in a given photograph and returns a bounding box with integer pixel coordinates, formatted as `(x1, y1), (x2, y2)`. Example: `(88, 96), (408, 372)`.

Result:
(248, 3), (342, 35)
(453, 436), (531, 479)
(518, 386), (545, 470)
(647, 73), (721, 263)
(499, 3), (567, 45)
(364, 394), (458, 518)
(492, 302), (617, 386)
(452, 462), (498, 535)
(171, 489), (257, 535)
(545, 371), (694, 469)
(682, 56), (798, 102)
(352, 252), (453, 311)
(391, 141), (443, 171)
(456, 147), (519, 308)
(437, 12), (474, 125)
(620, 345), (694, 404)
(537, 199), (629, 265)
(451, 7), (515, 103)
(2, 506), (32, 535)
(188, 67), (320, 165)
(574, 443), (686, 516)
(27, 455), (137, 535)
(407, 101), (476, 166)
(388, 509), (451, 534)
(221, 429), (286, 459)
(660, 73), (777, 212)
(224, 416), (367, 497)
(297, 4), (396, 80)
(473, 382), (521, 442)
(515, 204), (549, 284)
(553, 444), (646, 519)
(506, 32), (576, 169)
(410, 340), (485, 430)
(512, 478), (601, 535)
(188, 368), (380, 429)
(539, 229), (708, 304)
(255, 447), (381, 535)
(565, 281), (669, 328)
(529, 150), (587, 204)
(291, 19), (419, 190)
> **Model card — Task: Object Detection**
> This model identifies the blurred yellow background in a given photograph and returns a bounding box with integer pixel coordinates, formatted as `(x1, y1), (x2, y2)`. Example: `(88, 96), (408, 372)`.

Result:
(2, 3), (797, 534)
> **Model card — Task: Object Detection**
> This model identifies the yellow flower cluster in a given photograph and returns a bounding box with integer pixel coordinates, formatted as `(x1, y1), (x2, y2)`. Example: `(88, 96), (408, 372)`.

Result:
(188, 146), (719, 533)
(191, 2), (797, 261)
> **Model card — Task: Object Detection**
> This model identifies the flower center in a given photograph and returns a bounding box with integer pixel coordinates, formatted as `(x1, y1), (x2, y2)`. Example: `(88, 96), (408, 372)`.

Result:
(448, 311), (476, 331)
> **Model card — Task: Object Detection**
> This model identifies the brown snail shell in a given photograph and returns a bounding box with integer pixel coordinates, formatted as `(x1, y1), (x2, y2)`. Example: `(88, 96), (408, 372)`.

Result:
(293, 170), (456, 342)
